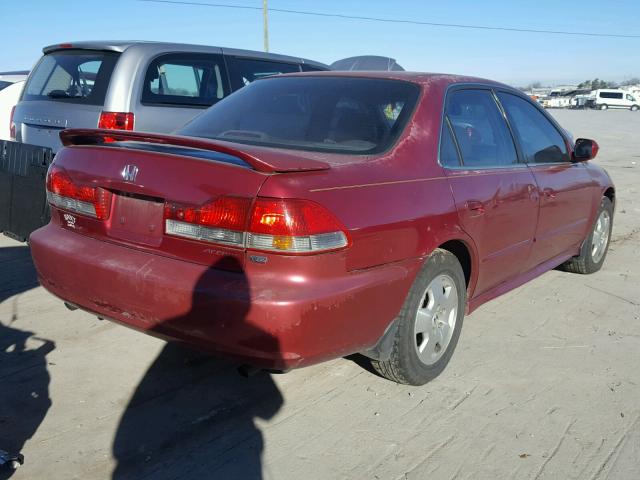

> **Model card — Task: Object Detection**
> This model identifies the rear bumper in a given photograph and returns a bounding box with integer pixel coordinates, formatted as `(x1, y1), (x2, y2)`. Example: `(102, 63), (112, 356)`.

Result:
(30, 224), (420, 369)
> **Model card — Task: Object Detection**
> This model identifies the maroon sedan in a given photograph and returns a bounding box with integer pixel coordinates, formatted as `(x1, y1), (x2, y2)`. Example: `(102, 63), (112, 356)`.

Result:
(30, 72), (614, 385)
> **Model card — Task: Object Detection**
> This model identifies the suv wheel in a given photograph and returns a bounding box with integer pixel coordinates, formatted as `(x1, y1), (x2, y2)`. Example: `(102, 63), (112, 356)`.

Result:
(562, 197), (613, 274)
(372, 249), (466, 385)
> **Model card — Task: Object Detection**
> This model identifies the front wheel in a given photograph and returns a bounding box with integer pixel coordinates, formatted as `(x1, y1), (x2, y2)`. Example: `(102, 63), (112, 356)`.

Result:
(372, 249), (466, 385)
(562, 197), (613, 274)
(631, 105), (639, 111)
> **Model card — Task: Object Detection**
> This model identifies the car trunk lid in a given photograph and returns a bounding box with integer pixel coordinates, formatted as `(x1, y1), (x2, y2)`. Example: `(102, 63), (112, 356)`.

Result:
(49, 130), (331, 268)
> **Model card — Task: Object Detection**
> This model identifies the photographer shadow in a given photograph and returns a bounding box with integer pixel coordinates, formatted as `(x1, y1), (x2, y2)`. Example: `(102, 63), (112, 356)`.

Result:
(0, 245), (54, 479)
(111, 256), (284, 480)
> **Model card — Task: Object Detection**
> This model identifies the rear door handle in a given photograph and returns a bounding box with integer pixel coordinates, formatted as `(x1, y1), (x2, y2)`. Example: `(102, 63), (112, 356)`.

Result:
(465, 200), (485, 215)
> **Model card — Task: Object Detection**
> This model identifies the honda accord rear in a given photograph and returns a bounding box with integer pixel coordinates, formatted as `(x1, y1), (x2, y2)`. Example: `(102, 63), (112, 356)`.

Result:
(30, 74), (425, 372)
(31, 72), (615, 384)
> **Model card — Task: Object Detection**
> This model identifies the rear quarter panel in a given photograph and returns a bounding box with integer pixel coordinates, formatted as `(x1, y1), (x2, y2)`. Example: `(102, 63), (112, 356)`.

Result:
(257, 79), (470, 273)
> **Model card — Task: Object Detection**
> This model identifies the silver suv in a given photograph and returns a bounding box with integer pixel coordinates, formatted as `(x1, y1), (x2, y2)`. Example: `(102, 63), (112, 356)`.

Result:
(11, 41), (328, 152)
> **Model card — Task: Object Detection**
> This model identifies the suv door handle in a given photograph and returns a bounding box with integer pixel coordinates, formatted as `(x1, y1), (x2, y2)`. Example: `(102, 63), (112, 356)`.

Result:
(465, 200), (486, 215)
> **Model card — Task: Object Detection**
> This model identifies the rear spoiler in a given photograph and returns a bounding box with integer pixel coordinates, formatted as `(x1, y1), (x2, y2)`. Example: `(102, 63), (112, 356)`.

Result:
(59, 129), (331, 174)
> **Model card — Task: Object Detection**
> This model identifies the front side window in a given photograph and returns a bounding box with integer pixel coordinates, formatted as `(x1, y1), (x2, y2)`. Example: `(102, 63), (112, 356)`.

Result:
(445, 89), (518, 167)
(497, 92), (569, 164)
(142, 53), (229, 107)
(179, 77), (419, 155)
(226, 57), (300, 90)
(626, 94), (636, 102)
(22, 50), (119, 105)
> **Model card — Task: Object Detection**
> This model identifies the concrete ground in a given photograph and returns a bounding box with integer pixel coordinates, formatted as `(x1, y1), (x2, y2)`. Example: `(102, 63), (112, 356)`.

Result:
(1, 109), (639, 480)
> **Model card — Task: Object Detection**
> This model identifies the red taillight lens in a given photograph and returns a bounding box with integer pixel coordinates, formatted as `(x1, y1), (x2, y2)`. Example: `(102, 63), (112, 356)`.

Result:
(164, 196), (251, 246)
(9, 106), (16, 140)
(163, 196), (349, 253)
(249, 198), (344, 236)
(164, 197), (250, 231)
(46, 166), (112, 220)
(247, 198), (348, 253)
(98, 112), (134, 130)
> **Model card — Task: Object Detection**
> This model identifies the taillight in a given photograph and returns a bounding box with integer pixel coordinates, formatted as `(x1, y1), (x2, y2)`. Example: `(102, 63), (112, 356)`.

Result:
(163, 197), (349, 254)
(46, 166), (112, 220)
(248, 198), (348, 253)
(164, 197), (251, 246)
(98, 112), (134, 130)
(9, 106), (16, 140)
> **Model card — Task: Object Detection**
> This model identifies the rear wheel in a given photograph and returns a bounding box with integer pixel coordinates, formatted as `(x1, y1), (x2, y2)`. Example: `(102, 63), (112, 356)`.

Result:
(631, 105), (639, 111)
(372, 249), (466, 385)
(562, 197), (613, 274)
(600, 104), (608, 110)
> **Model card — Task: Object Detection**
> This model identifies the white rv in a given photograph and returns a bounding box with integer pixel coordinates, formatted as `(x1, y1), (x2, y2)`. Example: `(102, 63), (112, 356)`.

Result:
(592, 89), (639, 110)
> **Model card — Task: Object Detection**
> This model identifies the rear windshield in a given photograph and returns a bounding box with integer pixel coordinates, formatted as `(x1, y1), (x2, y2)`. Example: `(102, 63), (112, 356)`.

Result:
(21, 49), (119, 105)
(178, 76), (420, 155)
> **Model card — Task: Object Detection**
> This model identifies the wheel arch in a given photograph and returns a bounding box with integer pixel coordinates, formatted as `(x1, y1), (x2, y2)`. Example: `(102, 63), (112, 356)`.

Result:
(603, 186), (615, 210)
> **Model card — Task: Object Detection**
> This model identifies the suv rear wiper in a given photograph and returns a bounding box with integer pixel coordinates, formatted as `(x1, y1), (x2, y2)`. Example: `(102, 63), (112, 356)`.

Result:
(47, 90), (82, 99)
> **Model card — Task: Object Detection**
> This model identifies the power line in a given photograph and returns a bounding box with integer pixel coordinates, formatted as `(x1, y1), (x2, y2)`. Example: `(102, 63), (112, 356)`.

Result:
(140, 0), (640, 39)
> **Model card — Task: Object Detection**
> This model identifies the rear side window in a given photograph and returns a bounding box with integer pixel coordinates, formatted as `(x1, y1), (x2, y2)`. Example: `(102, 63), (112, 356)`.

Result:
(142, 53), (229, 107)
(179, 76), (420, 155)
(21, 50), (119, 105)
(226, 57), (301, 90)
(0, 80), (11, 91)
(599, 91), (623, 99)
(445, 89), (518, 167)
(497, 92), (569, 164)
(439, 119), (461, 167)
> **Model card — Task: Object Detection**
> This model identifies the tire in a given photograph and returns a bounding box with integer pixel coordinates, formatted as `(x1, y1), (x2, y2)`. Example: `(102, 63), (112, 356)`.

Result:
(372, 249), (466, 385)
(631, 105), (639, 111)
(600, 104), (608, 110)
(562, 197), (613, 274)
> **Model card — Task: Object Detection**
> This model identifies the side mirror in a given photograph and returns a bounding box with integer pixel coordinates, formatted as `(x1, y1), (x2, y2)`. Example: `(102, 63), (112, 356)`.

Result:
(573, 138), (599, 162)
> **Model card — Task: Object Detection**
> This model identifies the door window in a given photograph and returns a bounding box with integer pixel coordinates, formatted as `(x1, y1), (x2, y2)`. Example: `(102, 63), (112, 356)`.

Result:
(497, 92), (569, 164)
(445, 89), (518, 167)
(439, 118), (461, 167)
(142, 53), (229, 107)
(227, 58), (300, 90)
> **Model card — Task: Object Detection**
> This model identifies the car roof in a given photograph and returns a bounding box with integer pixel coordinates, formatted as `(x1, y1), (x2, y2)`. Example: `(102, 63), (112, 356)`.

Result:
(42, 41), (329, 69)
(268, 70), (512, 89)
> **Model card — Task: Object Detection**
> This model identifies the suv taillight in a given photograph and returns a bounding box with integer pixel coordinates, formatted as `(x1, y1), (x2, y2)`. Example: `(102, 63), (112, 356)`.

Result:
(46, 166), (112, 220)
(98, 111), (134, 130)
(9, 106), (16, 140)
(164, 197), (349, 254)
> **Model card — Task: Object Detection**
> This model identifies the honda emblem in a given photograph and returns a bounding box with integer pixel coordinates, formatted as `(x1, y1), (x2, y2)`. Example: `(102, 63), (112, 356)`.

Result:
(121, 164), (139, 182)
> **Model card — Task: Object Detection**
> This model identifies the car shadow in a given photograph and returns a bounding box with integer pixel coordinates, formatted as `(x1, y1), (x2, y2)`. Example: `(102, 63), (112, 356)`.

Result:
(0, 245), (54, 479)
(111, 256), (284, 480)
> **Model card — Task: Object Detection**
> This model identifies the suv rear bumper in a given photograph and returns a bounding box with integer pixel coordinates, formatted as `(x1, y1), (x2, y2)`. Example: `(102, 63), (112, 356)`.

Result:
(30, 224), (419, 370)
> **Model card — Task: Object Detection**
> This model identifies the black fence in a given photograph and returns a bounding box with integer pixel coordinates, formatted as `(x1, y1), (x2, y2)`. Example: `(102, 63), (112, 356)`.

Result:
(0, 141), (53, 242)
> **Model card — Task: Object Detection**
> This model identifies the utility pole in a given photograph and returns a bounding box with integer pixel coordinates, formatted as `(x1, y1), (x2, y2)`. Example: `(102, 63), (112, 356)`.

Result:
(263, 0), (269, 52)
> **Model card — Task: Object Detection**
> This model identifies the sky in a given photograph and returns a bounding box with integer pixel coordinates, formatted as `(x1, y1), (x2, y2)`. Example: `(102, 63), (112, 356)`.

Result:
(1, 0), (639, 86)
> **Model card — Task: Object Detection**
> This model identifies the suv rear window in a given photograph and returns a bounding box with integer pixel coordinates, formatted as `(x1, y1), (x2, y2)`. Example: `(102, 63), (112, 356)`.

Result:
(179, 76), (420, 155)
(21, 50), (119, 105)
